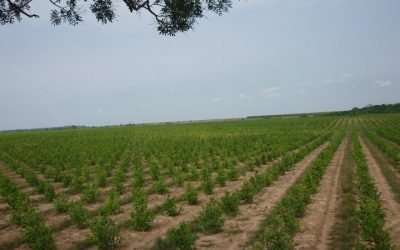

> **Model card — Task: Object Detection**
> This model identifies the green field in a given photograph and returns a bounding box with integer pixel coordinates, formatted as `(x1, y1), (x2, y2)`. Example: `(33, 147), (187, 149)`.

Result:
(0, 114), (399, 249)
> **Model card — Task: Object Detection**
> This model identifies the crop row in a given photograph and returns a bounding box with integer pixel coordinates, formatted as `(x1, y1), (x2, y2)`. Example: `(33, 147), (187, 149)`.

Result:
(0, 151), (56, 201)
(148, 132), (332, 250)
(249, 131), (344, 249)
(0, 118), (335, 187)
(0, 117), (339, 249)
(0, 171), (55, 249)
(75, 132), (331, 249)
(351, 133), (392, 248)
(363, 129), (400, 167)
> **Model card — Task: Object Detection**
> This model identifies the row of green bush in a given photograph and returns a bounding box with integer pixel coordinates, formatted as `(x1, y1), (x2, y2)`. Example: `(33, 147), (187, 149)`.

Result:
(149, 133), (333, 250)
(352, 133), (392, 248)
(0, 151), (55, 201)
(0, 171), (56, 250)
(251, 131), (344, 249)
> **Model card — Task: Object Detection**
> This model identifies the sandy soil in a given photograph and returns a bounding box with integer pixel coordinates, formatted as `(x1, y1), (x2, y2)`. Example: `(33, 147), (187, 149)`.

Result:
(194, 142), (330, 250)
(0, 202), (22, 246)
(52, 225), (91, 249)
(360, 138), (400, 248)
(292, 139), (347, 249)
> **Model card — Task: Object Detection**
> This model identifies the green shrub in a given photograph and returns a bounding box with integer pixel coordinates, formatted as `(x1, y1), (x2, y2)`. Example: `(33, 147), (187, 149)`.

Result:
(197, 198), (224, 233)
(162, 196), (181, 216)
(202, 177), (214, 194)
(37, 181), (55, 201)
(101, 188), (121, 215)
(261, 153), (269, 165)
(201, 167), (211, 180)
(82, 183), (100, 204)
(227, 165), (240, 181)
(185, 183), (198, 205)
(68, 201), (88, 228)
(152, 178), (168, 194)
(71, 176), (83, 193)
(54, 193), (69, 213)
(24, 224), (56, 250)
(81, 165), (91, 182)
(216, 168), (227, 186)
(152, 222), (197, 250)
(221, 192), (239, 215)
(149, 161), (161, 181)
(90, 215), (121, 250)
(244, 161), (255, 172)
(167, 222), (196, 249)
(60, 171), (72, 187)
(239, 181), (256, 203)
(130, 189), (154, 231)
(188, 165), (200, 181)
(132, 168), (145, 188)
(112, 170), (125, 193)
(172, 169), (185, 187)
(96, 170), (107, 187)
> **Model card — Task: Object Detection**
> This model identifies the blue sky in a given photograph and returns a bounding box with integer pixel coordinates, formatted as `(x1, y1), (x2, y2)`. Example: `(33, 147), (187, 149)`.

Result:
(1, 0), (399, 130)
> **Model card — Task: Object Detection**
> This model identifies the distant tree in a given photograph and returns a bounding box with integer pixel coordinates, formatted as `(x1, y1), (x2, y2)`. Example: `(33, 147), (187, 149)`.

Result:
(0, 0), (233, 35)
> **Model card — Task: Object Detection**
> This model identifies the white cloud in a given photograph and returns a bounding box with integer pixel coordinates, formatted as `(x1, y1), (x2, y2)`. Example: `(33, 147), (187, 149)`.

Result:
(298, 82), (314, 86)
(239, 93), (246, 99)
(262, 87), (280, 97)
(325, 73), (351, 84)
(298, 89), (306, 94)
(212, 97), (222, 102)
(97, 108), (104, 113)
(376, 80), (392, 87)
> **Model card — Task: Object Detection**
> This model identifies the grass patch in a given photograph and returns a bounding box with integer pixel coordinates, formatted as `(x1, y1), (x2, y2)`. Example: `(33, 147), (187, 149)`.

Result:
(329, 141), (359, 249)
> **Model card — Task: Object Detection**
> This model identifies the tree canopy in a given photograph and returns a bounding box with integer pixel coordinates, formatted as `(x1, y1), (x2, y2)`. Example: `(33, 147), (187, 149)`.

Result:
(0, 0), (233, 35)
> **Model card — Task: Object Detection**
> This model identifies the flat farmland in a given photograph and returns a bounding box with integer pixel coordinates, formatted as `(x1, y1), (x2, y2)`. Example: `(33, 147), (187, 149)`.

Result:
(0, 114), (399, 250)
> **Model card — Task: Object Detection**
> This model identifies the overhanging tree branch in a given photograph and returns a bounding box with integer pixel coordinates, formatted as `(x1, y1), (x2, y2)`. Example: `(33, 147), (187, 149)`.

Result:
(0, 0), (233, 35)
(6, 0), (39, 18)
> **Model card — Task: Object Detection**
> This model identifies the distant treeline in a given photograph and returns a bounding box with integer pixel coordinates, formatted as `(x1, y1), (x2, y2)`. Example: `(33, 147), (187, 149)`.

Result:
(247, 103), (400, 119)
(2, 103), (399, 133)
(323, 103), (400, 116)
(1, 125), (87, 134)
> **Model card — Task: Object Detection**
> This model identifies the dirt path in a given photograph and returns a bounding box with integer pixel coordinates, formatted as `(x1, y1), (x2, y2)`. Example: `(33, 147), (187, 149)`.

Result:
(194, 143), (330, 250)
(360, 138), (400, 248)
(292, 139), (347, 249)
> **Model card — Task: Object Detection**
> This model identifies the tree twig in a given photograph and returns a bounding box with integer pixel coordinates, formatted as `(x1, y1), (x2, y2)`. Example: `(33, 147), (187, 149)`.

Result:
(7, 0), (39, 18)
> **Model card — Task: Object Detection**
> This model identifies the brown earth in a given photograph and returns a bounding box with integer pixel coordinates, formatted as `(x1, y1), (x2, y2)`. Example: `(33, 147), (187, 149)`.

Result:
(194, 142), (330, 250)
(360, 138), (400, 248)
(0, 218), (21, 246)
(292, 139), (347, 249)
(52, 225), (91, 249)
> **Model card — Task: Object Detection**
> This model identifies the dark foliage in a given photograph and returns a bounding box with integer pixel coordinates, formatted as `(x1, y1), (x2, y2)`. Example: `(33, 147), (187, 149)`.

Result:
(0, 0), (232, 35)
